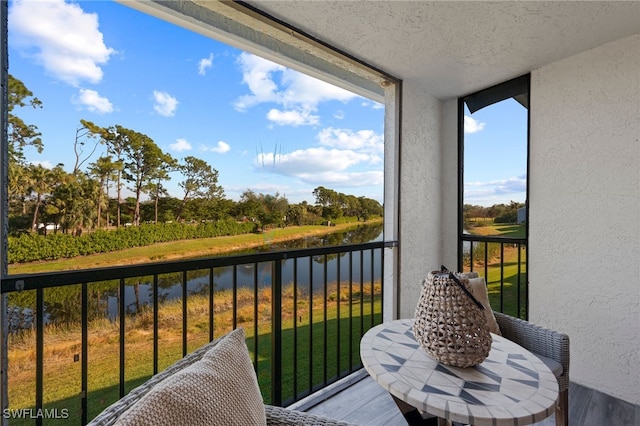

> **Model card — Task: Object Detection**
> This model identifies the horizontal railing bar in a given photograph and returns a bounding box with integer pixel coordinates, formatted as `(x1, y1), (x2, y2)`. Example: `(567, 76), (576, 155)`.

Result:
(1, 241), (395, 293)
(461, 234), (526, 244)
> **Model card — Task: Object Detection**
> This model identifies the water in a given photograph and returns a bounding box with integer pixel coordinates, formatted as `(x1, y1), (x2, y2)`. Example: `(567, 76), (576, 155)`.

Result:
(110, 223), (383, 319)
(9, 223), (384, 326)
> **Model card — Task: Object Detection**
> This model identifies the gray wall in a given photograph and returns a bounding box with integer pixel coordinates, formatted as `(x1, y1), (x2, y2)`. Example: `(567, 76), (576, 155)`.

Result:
(529, 34), (639, 405)
(397, 33), (639, 406)
(397, 81), (444, 319)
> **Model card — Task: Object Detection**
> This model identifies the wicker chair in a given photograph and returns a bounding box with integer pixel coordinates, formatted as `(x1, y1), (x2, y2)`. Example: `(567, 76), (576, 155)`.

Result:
(494, 312), (570, 426)
(87, 337), (354, 426)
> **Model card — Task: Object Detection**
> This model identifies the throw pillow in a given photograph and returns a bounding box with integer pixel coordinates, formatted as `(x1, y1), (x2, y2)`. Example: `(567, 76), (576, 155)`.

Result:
(115, 328), (266, 426)
(467, 277), (502, 336)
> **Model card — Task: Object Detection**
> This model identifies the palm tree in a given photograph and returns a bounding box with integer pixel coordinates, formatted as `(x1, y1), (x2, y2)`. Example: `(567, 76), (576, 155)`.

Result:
(27, 164), (62, 233)
(8, 161), (32, 216)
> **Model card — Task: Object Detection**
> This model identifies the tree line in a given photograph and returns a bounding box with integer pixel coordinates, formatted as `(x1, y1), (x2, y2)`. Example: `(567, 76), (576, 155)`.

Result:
(7, 75), (383, 237)
(464, 201), (525, 225)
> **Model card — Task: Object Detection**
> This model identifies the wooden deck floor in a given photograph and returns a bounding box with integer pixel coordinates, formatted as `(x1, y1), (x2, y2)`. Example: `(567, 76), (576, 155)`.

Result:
(303, 372), (639, 426)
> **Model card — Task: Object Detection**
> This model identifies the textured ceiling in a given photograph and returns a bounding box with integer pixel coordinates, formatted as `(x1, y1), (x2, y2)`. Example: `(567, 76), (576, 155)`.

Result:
(248, 1), (640, 99)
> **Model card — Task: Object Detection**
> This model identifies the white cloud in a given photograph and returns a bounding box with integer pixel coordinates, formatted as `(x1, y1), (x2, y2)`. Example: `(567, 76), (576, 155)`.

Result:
(317, 128), (383, 156)
(153, 90), (178, 117)
(234, 52), (359, 126)
(9, 0), (115, 86)
(198, 53), (213, 75)
(333, 110), (345, 120)
(252, 126), (384, 188)
(464, 115), (485, 134)
(29, 160), (54, 169)
(279, 69), (357, 107)
(203, 141), (231, 154)
(297, 170), (384, 186)
(233, 54), (284, 111)
(464, 175), (527, 205)
(73, 89), (113, 114)
(256, 147), (369, 175)
(169, 139), (191, 152)
(267, 108), (319, 127)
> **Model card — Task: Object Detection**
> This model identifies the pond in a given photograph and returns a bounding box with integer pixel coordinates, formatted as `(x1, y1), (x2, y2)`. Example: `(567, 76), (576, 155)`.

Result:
(110, 222), (383, 319)
(8, 223), (384, 327)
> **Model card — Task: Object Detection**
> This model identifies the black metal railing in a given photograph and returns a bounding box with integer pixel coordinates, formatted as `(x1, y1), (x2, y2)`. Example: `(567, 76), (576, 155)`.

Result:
(1, 241), (392, 425)
(459, 234), (528, 319)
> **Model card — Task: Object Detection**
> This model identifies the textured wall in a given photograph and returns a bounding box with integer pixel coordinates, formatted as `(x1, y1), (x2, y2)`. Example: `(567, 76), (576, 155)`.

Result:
(398, 80), (444, 319)
(529, 34), (640, 405)
(441, 99), (459, 268)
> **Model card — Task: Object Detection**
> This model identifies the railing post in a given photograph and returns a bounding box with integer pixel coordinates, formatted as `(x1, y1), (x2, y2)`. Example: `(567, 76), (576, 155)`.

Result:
(81, 283), (88, 425)
(0, 1), (8, 423)
(271, 258), (282, 405)
(35, 288), (43, 426)
(118, 279), (125, 398)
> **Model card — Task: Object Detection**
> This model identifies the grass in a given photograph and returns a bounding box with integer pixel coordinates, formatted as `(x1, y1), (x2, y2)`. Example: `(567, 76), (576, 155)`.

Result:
(7, 219), (382, 275)
(463, 244), (527, 318)
(467, 223), (525, 239)
(464, 222), (528, 317)
(5, 217), (526, 422)
(7, 280), (382, 425)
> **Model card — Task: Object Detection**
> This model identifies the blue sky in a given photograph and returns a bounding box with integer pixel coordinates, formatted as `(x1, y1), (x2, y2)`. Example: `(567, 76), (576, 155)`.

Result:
(7, 0), (526, 207)
(463, 99), (528, 207)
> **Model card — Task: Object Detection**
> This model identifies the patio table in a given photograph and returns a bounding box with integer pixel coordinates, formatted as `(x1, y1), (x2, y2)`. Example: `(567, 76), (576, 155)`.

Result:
(360, 319), (558, 426)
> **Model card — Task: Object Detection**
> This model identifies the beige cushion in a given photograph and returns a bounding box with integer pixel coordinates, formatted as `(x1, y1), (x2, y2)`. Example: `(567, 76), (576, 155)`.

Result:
(115, 328), (266, 426)
(467, 277), (502, 336)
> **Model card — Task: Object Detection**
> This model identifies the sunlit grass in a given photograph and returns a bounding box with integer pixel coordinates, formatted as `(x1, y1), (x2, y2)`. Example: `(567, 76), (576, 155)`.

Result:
(7, 280), (382, 424)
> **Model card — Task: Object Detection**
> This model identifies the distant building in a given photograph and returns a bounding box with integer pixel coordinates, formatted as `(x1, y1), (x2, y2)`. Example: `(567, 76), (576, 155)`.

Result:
(517, 206), (526, 224)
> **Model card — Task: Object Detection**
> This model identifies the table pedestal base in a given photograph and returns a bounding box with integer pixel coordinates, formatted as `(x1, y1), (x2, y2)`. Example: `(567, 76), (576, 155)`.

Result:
(391, 395), (466, 426)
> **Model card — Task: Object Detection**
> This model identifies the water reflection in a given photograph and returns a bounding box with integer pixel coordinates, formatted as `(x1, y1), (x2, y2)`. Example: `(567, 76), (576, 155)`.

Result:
(9, 223), (383, 327)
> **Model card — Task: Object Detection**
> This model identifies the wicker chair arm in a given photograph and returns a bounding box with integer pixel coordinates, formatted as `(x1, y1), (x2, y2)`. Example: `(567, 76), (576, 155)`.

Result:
(265, 405), (355, 426)
(493, 311), (570, 391)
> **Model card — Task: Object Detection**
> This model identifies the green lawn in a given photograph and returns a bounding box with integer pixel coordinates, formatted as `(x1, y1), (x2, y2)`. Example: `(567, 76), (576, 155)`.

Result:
(464, 223), (527, 317)
(467, 223), (525, 238)
(8, 284), (382, 425)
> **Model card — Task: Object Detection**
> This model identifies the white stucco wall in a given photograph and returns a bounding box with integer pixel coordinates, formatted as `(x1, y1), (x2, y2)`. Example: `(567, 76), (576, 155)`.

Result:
(397, 80), (445, 319)
(529, 34), (640, 405)
(441, 99), (460, 268)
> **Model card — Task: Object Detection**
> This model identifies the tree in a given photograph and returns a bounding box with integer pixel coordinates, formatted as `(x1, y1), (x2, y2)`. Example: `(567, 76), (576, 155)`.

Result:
(72, 119), (104, 173)
(143, 153), (176, 224)
(8, 161), (31, 216)
(88, 155), (118, 228)
(8, 74), (43, 162)
(27, 164), (65, 233)
(357, 196), (382, 221)
(176, 156), (224, 222)
(237, 191), (288, 231)
(50, 172), (100, 235)
(120, 128), (169, 226)
(495, 201), (523, 224)
(286, 203), (305, 226)
(83, 122), (128, 227)
(343, 194), (361, 218)
(237, 190), (261, 222)
(260, 193), (289, 229)
(312, 186), (338, 207)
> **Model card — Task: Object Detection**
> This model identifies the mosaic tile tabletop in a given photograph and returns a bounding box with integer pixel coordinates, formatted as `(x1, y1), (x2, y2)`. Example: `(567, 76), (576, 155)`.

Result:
(360, 319), (559, 426)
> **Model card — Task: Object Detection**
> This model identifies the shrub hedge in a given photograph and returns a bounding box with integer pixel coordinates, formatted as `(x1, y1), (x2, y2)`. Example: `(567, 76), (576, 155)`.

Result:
(8, 220), (256, 264)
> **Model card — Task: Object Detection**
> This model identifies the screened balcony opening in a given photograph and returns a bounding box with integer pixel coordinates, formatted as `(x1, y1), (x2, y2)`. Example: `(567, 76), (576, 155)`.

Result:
(0, 1), (397, 423)
(458, 75), (530, 319)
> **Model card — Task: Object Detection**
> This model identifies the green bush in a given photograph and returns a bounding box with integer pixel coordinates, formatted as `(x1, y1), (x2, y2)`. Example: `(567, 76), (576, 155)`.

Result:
(8, 220), (256, 264)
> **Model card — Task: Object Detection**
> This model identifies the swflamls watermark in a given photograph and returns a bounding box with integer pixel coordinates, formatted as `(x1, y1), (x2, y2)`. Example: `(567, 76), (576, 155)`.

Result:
(3, 408), (69, 419)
